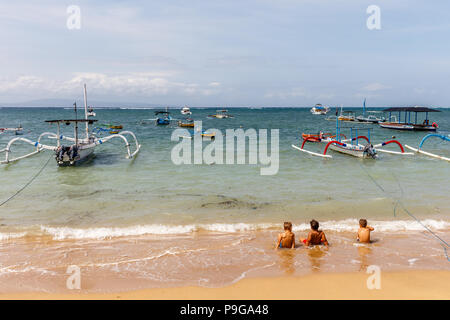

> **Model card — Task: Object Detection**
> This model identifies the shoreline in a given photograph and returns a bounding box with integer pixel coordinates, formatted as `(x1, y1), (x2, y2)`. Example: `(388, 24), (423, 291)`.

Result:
(1, 270), (449, 300)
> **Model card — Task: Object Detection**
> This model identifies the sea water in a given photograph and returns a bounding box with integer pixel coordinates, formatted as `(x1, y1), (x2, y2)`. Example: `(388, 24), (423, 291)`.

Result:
(0, 107), (449, 292)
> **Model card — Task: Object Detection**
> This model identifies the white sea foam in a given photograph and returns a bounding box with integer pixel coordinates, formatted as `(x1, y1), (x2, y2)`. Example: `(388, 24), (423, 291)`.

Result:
(0, 232), (27, 241)
(35, 219), (450, 240)
(292, 219), (450, 232)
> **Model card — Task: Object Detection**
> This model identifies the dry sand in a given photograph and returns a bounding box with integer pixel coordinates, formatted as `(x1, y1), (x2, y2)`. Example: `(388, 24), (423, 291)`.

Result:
(1, 270), (449, 300)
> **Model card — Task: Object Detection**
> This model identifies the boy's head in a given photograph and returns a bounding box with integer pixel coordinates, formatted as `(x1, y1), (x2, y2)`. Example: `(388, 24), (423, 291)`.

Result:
(310, 219), (319, 231)
(284, 222), (292, 231)
(359, 219), (367, 228)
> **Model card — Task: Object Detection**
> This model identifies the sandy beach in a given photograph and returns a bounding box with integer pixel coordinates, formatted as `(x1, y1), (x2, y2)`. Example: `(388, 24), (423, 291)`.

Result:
(1, 270), (449, 300)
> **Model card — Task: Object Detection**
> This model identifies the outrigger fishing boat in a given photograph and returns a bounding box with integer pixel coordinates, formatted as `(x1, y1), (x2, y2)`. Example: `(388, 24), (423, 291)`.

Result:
(325, 106), (356, 122)
(356, 111), (386, 123)
(356, 99), (386, 123)
(310, 104), (329, 115)
(178, 118), (195, 128)
(155, 111), (172, 125)
(208, 109), (233, 119)
(405, 133), (450, 162)
(0, 85), (141, 166)
(0, 125), (23, 135)
(380, 106), (440, 131)
(292, 116), (411, 159)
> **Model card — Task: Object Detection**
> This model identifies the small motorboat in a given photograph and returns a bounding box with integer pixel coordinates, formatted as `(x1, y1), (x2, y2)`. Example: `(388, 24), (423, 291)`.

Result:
(208, 109), (233, 119)
(181, 106), (192, 115)
(155, 111), (172, 125)
(178, 118), (195, 128)
(310, 104), (329, 115)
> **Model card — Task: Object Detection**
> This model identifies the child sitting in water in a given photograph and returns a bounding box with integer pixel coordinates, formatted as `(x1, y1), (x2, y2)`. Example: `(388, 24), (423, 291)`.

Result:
(301, 219), (329, 246)
(276, 222), (295, 249)
(357, 219), (374, 243)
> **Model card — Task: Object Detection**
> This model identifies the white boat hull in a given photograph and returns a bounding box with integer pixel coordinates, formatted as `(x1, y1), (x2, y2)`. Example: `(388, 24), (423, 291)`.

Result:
(328, 143), (372, 158)
(57, 144), (95, 166)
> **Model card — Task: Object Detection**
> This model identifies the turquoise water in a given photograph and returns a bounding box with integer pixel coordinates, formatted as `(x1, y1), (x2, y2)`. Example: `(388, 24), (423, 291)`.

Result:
(0, 107), (449, 239)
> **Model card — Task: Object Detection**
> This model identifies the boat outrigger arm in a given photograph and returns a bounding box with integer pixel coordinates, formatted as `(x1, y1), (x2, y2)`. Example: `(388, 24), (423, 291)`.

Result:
(405, 134), (450, 162)
(0, 84), (141, 165)
(0, 124), (141, 165)
(292, 117), (412, 159)
(292, 137), (412, 159)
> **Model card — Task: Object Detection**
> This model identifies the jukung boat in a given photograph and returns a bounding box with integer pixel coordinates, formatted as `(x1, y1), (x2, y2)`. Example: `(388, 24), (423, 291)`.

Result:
(380, 106), (440, 131)
(292, 116), (412, 159)
(325, 106), (356, 122)
(356, 99), (386, 123)
(0, 84), (141, 166)
(405, 133), (450, 162)
(208, 109), (233, 119)
(0, 125), (23, 135)
(178, 117), (195, 128)
(310, 104), (329, 115)
(155, 111), (173, 125)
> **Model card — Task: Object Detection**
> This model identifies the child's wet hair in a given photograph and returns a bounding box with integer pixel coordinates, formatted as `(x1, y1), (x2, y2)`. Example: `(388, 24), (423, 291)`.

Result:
(359, 219), (367, 227)
(310, 219), (319, 231)
(284, 221), (292, 230)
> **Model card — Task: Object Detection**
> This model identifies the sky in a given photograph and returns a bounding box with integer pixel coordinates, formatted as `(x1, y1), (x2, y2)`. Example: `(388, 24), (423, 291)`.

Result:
(0, 0), (450, 107)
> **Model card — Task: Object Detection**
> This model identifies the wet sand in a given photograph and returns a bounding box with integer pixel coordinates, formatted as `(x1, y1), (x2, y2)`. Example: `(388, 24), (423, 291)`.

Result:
(1, 270), (449, 300)
(1, 229), (449, 295)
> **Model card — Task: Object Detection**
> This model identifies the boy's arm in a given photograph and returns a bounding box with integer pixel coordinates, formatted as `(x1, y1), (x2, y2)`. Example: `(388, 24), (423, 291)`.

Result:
(276, 234), (282, 249)
(322, 232), (329, 246)
(291, 234), (295, 249)
(305, 232), (312, 246)
(368, 226), (374, 231)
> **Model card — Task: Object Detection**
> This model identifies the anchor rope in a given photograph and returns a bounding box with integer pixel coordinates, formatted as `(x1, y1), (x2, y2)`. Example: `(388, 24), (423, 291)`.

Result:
(0, 154), (53, 208)
(359, 163), (449, 261)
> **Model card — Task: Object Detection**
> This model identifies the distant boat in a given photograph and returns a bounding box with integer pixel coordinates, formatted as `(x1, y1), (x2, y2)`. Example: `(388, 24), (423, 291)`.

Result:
(208, 109), (233, 119)
(0, 125), (23, 135)
(181, 106), (192, 115)
(380, 106), (440, 131)
(310, 104), (329, 115)
(356, 99), (386, 123)
(356, 111), (386, 123)
(338, 110), (356, 122)
(178, 118), (195, 127)
(326, 106), (356, 122)
(155, 111), (172, 125)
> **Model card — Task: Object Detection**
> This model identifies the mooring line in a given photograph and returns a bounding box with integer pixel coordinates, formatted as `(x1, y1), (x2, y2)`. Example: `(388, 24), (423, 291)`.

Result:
(359, 163), (449, 261)
(0, 155), (53, 208)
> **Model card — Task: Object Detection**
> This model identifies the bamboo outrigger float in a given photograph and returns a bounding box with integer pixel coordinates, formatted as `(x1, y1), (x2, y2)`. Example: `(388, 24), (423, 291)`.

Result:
(0, 125), (23, 135)
(405, 134), (450, 162)
(292, 114), (412, 159)
(0, 84), (141, 166)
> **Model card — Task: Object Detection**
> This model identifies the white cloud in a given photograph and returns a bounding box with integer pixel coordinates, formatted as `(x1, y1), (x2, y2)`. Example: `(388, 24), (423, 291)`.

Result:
(264, 87), (308, 99)
(0, 73), (223, 99)
(362, 83), (391, 92)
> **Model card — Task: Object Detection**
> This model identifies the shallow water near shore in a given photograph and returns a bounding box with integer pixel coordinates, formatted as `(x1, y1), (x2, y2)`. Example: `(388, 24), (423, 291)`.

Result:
(0, 107), (449, 292)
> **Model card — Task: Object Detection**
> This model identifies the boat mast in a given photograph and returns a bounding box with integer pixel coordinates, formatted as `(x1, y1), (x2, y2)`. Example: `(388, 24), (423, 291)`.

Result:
(363, 98), (366, 117)
(83, 83), (89, 140)
(74, 102), (78, 145)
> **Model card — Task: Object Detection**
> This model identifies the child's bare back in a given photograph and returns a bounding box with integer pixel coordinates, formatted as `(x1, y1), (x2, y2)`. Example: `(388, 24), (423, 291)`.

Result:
(277, 222), (295, 249)
(357, 219), (374, 243)
(302, 220), (329, 246)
